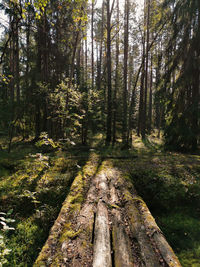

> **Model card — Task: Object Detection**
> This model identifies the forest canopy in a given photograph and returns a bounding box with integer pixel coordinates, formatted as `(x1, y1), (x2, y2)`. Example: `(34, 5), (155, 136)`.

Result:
(0, 0), (199, 150)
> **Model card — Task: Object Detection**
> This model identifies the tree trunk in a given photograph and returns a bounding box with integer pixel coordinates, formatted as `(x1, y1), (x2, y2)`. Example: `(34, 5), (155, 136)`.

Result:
(91, 0), (94, 90)
(106, 0), (112, 144)
(112, 0), (119, 145)
(148, 53), (153, 133)
(97, 0), (105, 93)
(143, 0), (150, 139)
(122, 0), (129, 147)
(138, 37), (146, 137)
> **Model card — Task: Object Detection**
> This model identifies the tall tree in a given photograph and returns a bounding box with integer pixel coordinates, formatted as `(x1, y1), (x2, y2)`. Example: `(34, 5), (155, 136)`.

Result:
(162, 0), (200, 150)
(112, 0), (119, 145)
(105, 0), (115, 144)
(91, 0), (94, 89)
(122, 0), (129, 146)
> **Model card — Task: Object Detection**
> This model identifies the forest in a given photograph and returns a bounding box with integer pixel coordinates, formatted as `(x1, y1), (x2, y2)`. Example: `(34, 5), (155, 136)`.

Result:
(0, 0), (200, 266)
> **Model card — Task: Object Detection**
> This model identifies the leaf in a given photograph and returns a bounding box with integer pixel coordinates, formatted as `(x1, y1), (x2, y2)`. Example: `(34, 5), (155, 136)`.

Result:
(7, 209), (13, 216)
(3, 248), (12, 255)
(5, 218), (15, 223)
(0, 221), (6, 226)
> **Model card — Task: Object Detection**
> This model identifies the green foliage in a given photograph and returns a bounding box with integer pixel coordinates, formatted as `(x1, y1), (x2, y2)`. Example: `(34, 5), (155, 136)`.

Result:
(8, 218), (44, 266)
(161, 0), (200, 151)
(164, 94), (199, 151)
(126, 152), (200, 266)
(0, 210), (15, 266)
(179, 249), (200, 267)
(20, 190), (40, 207)
(158, 214), (200, 252)
(0, 140), (84, 266)
(35, 132), (59, 150)
(0, 234), (11, 267)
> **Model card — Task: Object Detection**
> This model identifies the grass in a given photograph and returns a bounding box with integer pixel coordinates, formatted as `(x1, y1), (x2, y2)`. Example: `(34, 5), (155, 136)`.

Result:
(1, 132), (200, 266)
(0, 139), (88, 266)
(113, 131), (200, 266)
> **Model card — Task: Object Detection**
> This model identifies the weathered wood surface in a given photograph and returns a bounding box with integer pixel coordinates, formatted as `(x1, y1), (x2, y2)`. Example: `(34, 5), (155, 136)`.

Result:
(137, 198), (181, 267)
(110, 181), (135, 267)
(93, 201), (112, 267)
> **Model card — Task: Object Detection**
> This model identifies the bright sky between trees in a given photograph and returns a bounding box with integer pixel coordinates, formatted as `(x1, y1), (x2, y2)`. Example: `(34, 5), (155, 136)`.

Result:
(0, 0), (143, 37)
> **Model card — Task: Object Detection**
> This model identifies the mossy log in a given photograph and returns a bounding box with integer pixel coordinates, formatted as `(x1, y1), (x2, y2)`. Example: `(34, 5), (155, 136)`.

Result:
(122, 188), (161, 267)
(110, 182), (135, 267)
(136, 197), (182, 267)
(34, 153), (100, 266)
(97, 172), (109, 202)
(34, 157), (181, 267)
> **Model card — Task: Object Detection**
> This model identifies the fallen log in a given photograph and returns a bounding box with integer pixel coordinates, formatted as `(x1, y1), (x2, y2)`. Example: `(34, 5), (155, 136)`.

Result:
(110, 182), (135, 267)
(122, 188), (161, 267)
(136, 197), (182, 267)
(34, 153), (100, 266)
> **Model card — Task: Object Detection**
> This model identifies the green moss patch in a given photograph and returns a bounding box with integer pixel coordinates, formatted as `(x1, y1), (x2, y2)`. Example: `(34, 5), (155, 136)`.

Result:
(114, 148), (200, 267)
(0, 145), (82, 266)
(35, 152), (100, 266)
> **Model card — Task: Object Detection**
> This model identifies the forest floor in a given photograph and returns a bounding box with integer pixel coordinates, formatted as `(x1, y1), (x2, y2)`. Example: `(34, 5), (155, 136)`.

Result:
(0, 132), (200, 266)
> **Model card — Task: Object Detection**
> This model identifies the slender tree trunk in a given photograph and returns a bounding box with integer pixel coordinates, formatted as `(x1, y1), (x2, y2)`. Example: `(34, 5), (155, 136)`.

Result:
(148, 53), (153, 133)
(85, 35), (88, 83)
(15, 21), (20, 103)
(138, 36), (146, 137)
(143, 0), (150, 138)
(70, 29), (80, 83)
(122, 0), (129, 146)
(112, 0), (119, 145)
(128, 61), (143, 145)
(191, 3), (200, 150)
(91, 0), (94, 89)
(97, 0), (104, 92)
(106, 0), (112, 144)
(9, 17), (14, 104)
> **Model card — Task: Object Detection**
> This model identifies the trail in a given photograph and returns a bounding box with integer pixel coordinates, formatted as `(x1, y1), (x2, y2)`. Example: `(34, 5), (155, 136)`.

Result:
(34, 155), (181, 267)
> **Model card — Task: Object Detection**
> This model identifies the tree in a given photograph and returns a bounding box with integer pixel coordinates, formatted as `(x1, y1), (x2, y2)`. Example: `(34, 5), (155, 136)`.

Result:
(105, 0), (115, 144)
(162, 0), (200, 151)
(122, 0), (129, 146)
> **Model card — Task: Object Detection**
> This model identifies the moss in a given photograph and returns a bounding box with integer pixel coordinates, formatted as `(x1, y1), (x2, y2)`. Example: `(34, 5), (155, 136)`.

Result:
(0, 143), (85, 266)
(81, 240), (88, 248)
(8, 217), (45, 266)
(123, 190), (134, 202)
(179, 249), (200, 267)
(34, 153), (100, 265)
(59, 226), (82, 243)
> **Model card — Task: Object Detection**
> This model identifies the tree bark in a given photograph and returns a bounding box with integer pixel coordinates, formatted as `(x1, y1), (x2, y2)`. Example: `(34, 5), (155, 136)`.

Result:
(106, 0), (112, 144)
(122, 0), (129, 146)
(148, 53), (153, 133)
(112, 0), (119, 145)
(143, 0), (150, 139)
(91, 0), (94, 89)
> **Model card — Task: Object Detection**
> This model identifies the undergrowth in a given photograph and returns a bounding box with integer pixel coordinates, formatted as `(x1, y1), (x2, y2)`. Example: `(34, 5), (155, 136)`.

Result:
(115, 134), (200, 267)
(1, 133), (200, 266)
(0, 138), (87, 266)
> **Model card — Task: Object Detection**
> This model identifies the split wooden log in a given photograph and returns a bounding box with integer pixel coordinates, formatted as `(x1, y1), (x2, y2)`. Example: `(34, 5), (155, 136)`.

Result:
(34, 153), (100, 266)
(112, 211), (135, 267)
(136, 197), (182, 267)
(122, 189), (161, 267)
(110, 182), (135, 267)
(97, 172), (109, 202)
(93, 200), (112, 267)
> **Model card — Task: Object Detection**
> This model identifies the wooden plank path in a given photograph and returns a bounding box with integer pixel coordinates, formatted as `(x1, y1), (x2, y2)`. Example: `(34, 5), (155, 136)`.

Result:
(34, 154), (182, 267)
